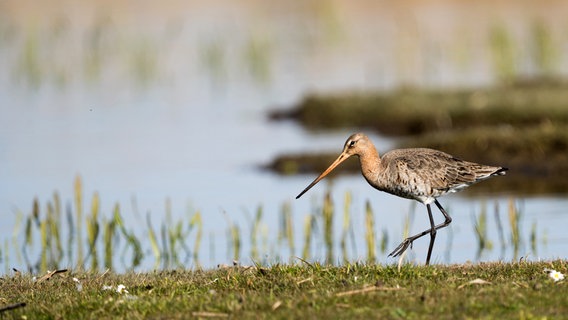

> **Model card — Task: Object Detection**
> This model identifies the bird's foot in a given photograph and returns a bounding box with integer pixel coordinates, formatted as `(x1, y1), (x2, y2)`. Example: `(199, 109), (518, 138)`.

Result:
(388, 238), (414, 258)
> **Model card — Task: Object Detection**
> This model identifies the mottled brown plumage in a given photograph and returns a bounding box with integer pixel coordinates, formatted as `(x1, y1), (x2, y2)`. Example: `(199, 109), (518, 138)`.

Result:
(296, 132), (507, 265)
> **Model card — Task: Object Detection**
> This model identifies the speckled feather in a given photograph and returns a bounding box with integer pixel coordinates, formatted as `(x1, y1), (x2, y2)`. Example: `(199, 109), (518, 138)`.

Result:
(374, 147), (506, 204)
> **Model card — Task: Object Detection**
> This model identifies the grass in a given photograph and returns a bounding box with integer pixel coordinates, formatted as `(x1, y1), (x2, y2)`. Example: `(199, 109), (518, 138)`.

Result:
(1, 260), (567, 319)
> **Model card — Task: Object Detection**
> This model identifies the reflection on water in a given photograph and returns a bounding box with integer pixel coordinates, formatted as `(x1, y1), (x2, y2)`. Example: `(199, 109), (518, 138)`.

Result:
(1, 0), (568, 272)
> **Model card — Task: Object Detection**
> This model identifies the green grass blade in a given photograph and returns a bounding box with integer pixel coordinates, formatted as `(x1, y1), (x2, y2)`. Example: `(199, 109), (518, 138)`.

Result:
(146, 213), (161, 266)
(364, 201), (376, 263)
(74, 175), (84, 270)
(190, 211), (203, 264)
(322, 191), (334, 264)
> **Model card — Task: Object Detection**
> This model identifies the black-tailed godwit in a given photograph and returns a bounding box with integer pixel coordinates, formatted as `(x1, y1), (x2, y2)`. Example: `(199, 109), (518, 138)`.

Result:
(296, 132), (507, 265)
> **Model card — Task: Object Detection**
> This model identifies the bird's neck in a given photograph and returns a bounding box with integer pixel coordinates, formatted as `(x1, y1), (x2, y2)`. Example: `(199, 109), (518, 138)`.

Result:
(358, 144), (382, 183)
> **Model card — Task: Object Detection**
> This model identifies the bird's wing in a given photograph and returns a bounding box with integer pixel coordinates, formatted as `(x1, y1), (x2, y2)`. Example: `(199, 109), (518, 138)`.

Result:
(386, 149), (478, 193)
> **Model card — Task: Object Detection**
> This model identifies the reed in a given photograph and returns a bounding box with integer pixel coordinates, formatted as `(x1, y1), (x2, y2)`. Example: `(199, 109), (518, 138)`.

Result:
(340, 191), (352, 262)
(43, 203), (52, 270)
(530, 221), (538, 256)
(224, 213), (241, 262)
(402, 203), (415, 241)
(169, 219), (186, 266)
(489, 24), (517, 83)
(113, 206), (143, 270)
(472, 201), (492, 260)
(9, 178), (207, 272)
(103, 206), (117, 270)
(74, 176), (84, 270)
(508, 198), (522, 259)
(83, 15), (111, 83)
(7, 211), (24, 273)
(20, 196), (65, 272)
(243, 32), (272, 85)
(39, 208), (47, 272)
(531, 20), (557, 77)
(146, 213), (161, 268)
(51, 193), (63, 264)
(199, 39), (227, 86)
(160, 219), (169, 267)
(188, 211), (203, 265)
(153, 199), (204, 268)
(230, 223), (241, 262)
(23, 214), (32, 270)
(302, 214), (314, 260)
(4, 179), (547, 272)
(47, 199), (62, 269)
(17, 29), (42, 88)
(314, 0), (345, 46)
(23, 199), (38, 270)
(364, 201), (376, 263)
(129, 38), (159, 86)
(278, 201), (294, 258)
(493, 201), (507, 258)
(379, 228), (388, 254)
(86, 192), (100, 271)
(65, 202), (74, 267)
(322, 191), (334, 264)
(250, 206), (263, 261)
(165, 198), (179, 265)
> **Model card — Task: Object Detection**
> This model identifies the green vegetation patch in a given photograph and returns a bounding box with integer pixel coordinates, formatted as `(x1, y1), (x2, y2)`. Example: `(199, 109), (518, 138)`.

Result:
(271, 81), (568, 136)
(1, 261), (567, 319)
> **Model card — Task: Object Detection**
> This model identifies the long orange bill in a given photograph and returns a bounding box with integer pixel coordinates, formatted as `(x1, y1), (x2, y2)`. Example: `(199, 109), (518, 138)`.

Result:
(296, 152), (350, 199)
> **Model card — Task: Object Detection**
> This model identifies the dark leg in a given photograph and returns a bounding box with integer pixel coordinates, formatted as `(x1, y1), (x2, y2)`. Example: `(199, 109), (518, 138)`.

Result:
(388, 199), (453, 264)
(425, 204), (436, 265)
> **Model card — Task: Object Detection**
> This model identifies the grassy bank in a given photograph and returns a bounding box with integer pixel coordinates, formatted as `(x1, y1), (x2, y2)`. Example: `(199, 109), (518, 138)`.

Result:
(271, 80), (568, 136)
(1, 260), (567, 319)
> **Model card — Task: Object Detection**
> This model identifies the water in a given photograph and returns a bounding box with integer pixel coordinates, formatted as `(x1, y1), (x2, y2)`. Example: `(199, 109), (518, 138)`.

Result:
(1, 1), (568, 272)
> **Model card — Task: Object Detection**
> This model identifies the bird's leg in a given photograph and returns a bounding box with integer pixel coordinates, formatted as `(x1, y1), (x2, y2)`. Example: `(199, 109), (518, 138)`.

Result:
(388, 200), (453, 261)
(425, 204), (436, 265)
(387, 204), (435, 260)
(433, 199), (452, 228)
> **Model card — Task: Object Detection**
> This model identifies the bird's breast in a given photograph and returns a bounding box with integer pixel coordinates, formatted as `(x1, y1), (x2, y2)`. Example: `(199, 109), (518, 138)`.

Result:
(366, 169), (438, 204)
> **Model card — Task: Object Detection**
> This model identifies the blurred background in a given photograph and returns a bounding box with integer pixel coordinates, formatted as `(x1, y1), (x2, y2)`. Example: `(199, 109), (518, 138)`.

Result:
(1, 0), (568, 273)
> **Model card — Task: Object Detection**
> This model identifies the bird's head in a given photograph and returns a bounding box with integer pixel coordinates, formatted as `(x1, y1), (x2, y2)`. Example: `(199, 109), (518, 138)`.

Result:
(296, 133), (370, 199)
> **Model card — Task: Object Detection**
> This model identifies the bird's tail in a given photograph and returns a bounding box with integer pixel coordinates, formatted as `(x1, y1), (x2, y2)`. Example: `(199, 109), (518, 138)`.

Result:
(473, 165), (507, 183)
(492, 167), (508, 176)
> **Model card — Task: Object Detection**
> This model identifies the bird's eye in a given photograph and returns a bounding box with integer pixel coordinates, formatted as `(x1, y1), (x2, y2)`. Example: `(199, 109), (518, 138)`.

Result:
(348, 140), (356, 148)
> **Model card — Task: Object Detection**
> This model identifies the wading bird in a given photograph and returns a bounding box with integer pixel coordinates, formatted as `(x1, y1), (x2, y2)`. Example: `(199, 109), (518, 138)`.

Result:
(296, 133), (507, 265)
